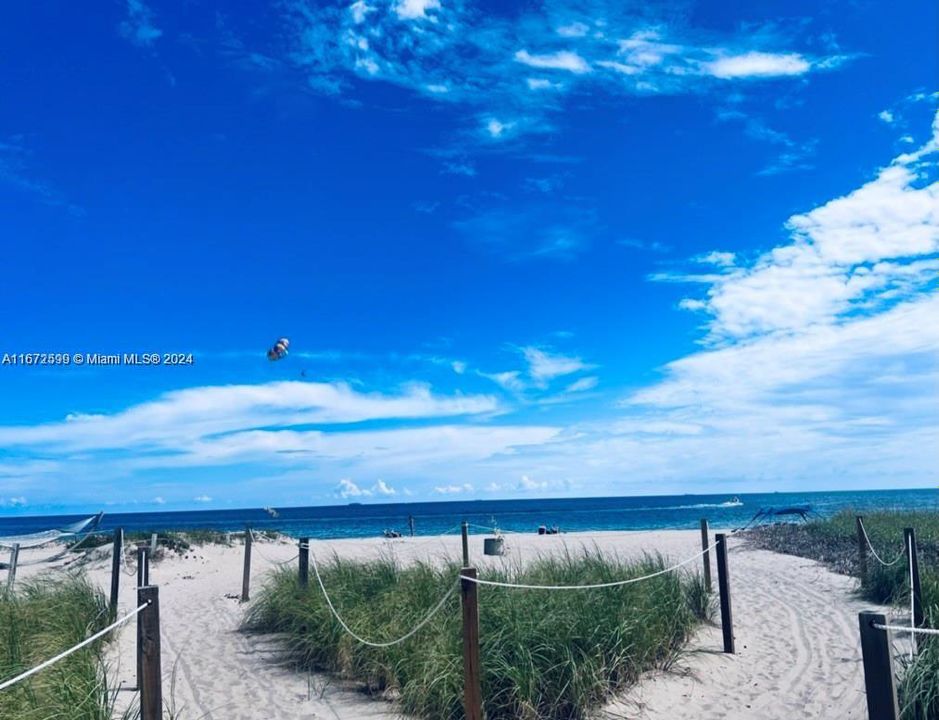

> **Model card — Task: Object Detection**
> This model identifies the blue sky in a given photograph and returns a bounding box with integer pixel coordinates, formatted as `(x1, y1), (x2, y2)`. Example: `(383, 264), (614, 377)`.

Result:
(0, 0), (936, 514)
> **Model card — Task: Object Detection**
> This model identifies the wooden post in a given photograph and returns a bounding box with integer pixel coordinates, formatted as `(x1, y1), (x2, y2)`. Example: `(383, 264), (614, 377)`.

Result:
(298, 537), (309, 589)
(856, 516), (868, 588)
(858, 611), (899, 720)
(715, 533), (735, 654)
(241, 526), (252, 602)
(905, 527), (924, 649)
(461, 522), (469, 567)
(699, 518), (712, 593)
(137, 546), (149, 588)
(460, 567), (483, 720)
(150, 533), (158, 554)
(109, 528), (123, 618)
(137, 586), (163, 720)
(5, 544), (20, 593)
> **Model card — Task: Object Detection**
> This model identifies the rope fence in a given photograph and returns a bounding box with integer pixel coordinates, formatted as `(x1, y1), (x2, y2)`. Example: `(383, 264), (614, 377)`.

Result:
(461, 542), (714, 590)
(308, 541), (462, 648)
(0, 601), (148, 693)
(873, 622), (939, 637)
(858, 518), (905, 567)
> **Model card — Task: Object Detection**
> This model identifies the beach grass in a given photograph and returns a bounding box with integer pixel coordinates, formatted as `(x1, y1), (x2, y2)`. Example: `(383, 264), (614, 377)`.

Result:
(244, 548), (708, 720)
(747, 509), (939, 719)
(0, 575), (131, 720)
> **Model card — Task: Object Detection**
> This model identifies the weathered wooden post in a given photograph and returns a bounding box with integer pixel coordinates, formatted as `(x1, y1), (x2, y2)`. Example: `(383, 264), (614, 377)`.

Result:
(858, 611), (899, 720)
(715, 533), (735, 654)
(856, 516), (868, 588)
(461, 521), (470, 567)
(110, 528), (124, 618)
(137, 586), (163, 720)
(905, 527), (924, 650)
(699, 518), (712, 593)
(6, 543), (20, 593)
(241, 526), (252, 602)
(150, 533), (158, 554)
(298, 537), (310, 589)
(460, 567), (483, 720)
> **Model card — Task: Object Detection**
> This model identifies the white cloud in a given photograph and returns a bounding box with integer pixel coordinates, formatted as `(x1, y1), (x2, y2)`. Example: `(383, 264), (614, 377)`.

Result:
(517, 474), (548, 491)
(374, 479), (397, 496)
(486, 119), (507, 138)
(671, 116), (939, 341)
(514, 50), (591, 74)
(556, 22), (589, 38)
(479, 370), (527, 392)
(349, 1), (373, 24)
(193, 495), (212, 503)
(522, 347), (592, 385)
(451, 360), (467, 374)
(152, 496), (166, 505)
(596, 60), (640, 75)
(527, 78), (562, 91)
(564, 376), (599, 393)
(879, 110), (895, 124)
(120, 0), (162, 47)
(337, 478), (370, 498)
(705, 52), (811, 79)
(0, 381), (498, 454)
(394, 0), (440, 21)
(285, 2), (845, 145)
(433, 483), (474, 494)
(695, 251), (737, 268)
(0, 497), (27, 508)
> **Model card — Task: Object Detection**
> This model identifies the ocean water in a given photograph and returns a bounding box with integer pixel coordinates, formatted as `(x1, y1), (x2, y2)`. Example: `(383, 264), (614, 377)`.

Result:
(0, 488), (935, 540)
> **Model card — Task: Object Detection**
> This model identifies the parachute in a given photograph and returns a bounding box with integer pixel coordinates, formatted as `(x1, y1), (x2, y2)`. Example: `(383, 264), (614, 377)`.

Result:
(267, 337), (289, 361)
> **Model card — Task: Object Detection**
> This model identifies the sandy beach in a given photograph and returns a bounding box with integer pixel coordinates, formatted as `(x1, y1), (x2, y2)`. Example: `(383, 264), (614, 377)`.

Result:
(10, 528), (894, 719)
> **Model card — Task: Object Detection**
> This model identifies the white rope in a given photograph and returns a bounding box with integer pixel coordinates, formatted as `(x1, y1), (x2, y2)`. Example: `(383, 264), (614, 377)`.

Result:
(461, 518), (757, 592)
(462, 540), (716, 590)
(248, 530), (299, 567)
(873, 623), (939, 638)
(0, 602), (149, 692)
(307, 543), (460, 648)
(859, 519), (905, 567)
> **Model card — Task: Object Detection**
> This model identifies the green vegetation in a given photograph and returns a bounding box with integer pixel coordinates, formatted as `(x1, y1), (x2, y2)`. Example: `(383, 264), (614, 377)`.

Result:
(747, 509), (939, 719)
(244, 550), (709, 720)
(87, 527), (275, 556)
(0, 575), (133, 720)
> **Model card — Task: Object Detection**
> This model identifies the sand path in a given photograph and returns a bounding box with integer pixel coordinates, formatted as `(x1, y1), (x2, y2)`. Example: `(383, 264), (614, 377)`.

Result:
(11, 529), (894, 719)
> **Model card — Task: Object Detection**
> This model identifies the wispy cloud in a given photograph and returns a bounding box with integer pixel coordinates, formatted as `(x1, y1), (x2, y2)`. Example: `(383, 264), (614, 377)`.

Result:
(704, 52), (810, 79)
(716, 110), (816, 176)
(666, 114), (939, 342)
(281, 0), (847, 145)
(479, 346), (596, 394)
(120, 0), (163, 48)
(452, 203), (598, 260)
(0, 137), (81, 213)
(336, 477), (400, 498)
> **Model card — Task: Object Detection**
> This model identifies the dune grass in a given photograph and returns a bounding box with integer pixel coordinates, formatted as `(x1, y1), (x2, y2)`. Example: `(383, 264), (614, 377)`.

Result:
(0, 575), (132, 720)
(244, 549), (709, 720)
(747, 509), (939, 719)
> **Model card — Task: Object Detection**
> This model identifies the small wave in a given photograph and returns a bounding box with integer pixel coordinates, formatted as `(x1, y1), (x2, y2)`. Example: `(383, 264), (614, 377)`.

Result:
(676, 500), (743, 509)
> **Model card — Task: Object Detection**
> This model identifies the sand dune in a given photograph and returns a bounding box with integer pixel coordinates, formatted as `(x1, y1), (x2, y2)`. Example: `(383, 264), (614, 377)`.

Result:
(9, 529), (894, 719)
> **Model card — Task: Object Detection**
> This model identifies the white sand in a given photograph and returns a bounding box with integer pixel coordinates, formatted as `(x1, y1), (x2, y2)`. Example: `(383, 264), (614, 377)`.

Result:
(8, 529), (894, 719)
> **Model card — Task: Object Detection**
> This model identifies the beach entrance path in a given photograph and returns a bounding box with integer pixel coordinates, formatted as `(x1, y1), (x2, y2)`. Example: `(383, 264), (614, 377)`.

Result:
(607, 536), (888, 719)
(90, 540), (399, 720)
(13, 530), (888, 719)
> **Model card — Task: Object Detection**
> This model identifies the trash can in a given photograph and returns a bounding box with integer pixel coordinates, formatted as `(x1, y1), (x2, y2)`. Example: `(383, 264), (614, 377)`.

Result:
(483, 537), (505, 556)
